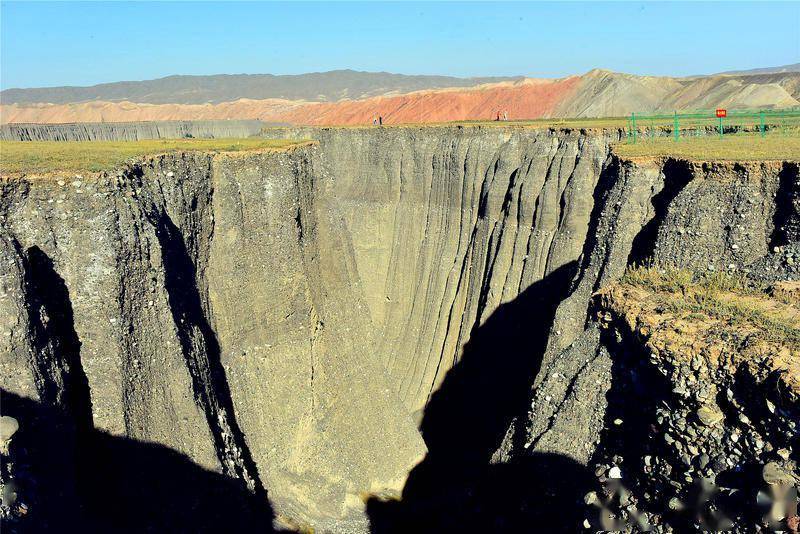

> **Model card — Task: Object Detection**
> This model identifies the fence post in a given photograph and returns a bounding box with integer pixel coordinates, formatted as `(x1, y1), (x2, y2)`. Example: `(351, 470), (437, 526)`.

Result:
(718, 115), (723, 139)
(631, 112), (637, 144)
(673, 111), (679, 142)
(760, 111), (765, 138)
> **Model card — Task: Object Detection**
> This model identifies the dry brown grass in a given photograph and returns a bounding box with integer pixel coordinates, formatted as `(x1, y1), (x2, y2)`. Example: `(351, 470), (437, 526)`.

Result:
(619, 266), (800, 350)
(601, 267), (800, 396)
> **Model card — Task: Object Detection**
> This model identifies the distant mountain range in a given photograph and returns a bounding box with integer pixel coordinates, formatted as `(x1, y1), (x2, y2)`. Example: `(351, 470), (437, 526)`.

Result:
(718, 63), (800, 76)
(1, 66), (798, 125)
(0, 70), (522, 105)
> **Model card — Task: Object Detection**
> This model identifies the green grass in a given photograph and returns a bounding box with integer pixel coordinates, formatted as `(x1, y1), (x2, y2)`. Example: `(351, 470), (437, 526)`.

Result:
(613, 132), (800, 161)
(0, 138), (308, 175)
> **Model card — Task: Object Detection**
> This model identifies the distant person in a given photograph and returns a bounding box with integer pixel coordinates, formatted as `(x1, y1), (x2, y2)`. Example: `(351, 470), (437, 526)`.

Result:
(373, 117), (377, 125)
(379, 116), (383, 126)
(503, 110), (508, 121)
(496, 111), (501, 121)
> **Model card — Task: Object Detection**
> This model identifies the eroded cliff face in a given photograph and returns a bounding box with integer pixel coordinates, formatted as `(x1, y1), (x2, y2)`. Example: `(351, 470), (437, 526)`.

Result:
(499, 159), (795, 467)
(582, 274), (799, 531)
(1, 127), (797, 532)
(0, 147), (425, 531)
(488, 158), (799, 532)
(305, 127), (618, 418)
(0, 120), (270, 141)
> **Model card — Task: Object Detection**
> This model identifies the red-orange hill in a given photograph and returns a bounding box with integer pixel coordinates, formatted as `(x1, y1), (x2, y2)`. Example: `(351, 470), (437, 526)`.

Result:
(273, 76), (582, 124)
(0, 77), (582, 125)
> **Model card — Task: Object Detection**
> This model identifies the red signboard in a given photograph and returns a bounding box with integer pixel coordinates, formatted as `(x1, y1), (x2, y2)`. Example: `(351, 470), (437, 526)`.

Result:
(716, 109), (727, 118)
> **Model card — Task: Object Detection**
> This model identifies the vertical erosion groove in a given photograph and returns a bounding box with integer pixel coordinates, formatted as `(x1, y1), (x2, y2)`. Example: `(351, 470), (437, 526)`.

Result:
(6, 242), (92, 527)
(371, 260), (582, 532)
(475, 167), (520, 322)
(770, 161), (800, 248)
(420, 259), (579, 459)
(23, 244), (93, 431)
(627, 158), (694, 267)
(146, 206), (268, 503)
(573, 154), (618, 293)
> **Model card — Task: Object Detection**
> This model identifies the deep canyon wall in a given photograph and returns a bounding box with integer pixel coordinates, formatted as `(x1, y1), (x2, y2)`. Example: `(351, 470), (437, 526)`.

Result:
(0, 120), (270, 141)
(1, 127), (797, 532)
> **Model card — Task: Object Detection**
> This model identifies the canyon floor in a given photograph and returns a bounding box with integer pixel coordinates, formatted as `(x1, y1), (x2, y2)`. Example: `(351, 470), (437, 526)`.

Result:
(0, 125), (798, 533)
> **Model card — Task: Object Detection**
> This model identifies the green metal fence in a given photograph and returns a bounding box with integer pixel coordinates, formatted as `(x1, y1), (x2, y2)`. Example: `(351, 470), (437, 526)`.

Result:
(626, 108), (800, 143)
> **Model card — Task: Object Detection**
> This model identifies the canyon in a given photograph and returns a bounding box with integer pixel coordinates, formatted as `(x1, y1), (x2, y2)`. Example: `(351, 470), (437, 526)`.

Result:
(1, 126), (798, 532)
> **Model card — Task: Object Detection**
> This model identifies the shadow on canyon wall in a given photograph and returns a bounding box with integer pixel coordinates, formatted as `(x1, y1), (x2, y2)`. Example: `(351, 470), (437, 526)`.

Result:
(3, 243), (277, 533)
(149, 208), (267, 501)
(24, 246), (93, 435)
(770, 161), (800, 248)
(1, 391), (277, 533)
(627, 158), (693, 268)
(367, 260), (594, 532)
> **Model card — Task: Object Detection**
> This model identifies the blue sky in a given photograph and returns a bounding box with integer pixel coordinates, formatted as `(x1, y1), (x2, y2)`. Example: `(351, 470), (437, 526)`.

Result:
(1, 1), (798, 90)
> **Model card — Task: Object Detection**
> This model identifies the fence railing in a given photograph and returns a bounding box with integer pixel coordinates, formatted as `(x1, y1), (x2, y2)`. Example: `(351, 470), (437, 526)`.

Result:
(626, 108), (800, 143)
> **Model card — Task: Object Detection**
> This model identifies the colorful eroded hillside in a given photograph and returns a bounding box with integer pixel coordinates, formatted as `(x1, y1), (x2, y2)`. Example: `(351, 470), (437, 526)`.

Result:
(1, 70), (798, 125)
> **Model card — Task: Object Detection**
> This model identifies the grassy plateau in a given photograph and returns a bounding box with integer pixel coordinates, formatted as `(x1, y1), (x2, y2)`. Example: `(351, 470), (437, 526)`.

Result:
(0, 138), (306, 175)
(613, 133), (800, 161)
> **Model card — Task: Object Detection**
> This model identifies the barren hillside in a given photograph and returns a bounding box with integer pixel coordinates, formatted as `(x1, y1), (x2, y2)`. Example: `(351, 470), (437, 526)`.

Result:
(2, 70), (798, 125)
